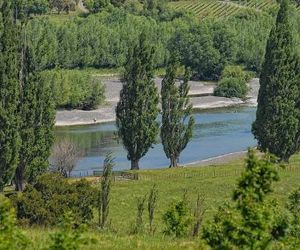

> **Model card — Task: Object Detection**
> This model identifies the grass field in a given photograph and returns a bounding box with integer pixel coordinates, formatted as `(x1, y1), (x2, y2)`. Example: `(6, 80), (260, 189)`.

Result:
(23, 152), (300, 249)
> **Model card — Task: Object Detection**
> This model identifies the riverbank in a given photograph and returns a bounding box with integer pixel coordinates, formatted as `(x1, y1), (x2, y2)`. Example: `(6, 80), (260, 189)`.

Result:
(55, 78), (259, 127)
(26, 152), (300, 250)
(186, 150), (248, 167)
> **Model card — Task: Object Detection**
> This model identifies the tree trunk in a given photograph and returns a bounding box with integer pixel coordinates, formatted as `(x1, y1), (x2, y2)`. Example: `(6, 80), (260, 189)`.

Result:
(169, 156), (178, 168)
(131, 159), (139, 170)
(15, 166), (25, 192)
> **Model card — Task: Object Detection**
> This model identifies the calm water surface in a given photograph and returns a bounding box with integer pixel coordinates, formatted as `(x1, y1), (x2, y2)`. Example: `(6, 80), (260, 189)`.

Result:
(55, 106), (257, 176)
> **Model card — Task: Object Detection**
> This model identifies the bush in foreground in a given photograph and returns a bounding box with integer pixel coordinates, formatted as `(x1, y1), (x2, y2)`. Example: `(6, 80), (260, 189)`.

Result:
(0, 195), (28, 250)
(48, 212), (91, 250)
(202, 150), (285, 249)
(163, 192), (192, 237)
(12, 173), (97, 226)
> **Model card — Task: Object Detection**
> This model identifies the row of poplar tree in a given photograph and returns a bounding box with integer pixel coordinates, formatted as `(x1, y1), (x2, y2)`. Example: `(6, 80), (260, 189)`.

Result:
(116, 33), (195, 170)
(115, 0), (300, 171)
(0, 1), (55, 192)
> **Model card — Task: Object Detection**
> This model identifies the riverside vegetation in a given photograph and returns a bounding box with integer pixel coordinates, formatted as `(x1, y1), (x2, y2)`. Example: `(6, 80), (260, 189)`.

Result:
(1, 0), (300, 249)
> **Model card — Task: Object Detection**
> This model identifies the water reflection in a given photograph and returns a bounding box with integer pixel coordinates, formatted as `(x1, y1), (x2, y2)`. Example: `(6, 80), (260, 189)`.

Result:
(54, 106), (257, 176)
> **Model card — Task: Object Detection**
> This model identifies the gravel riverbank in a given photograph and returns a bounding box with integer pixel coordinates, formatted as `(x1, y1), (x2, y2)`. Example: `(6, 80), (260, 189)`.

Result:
(55, 78), (259, 127)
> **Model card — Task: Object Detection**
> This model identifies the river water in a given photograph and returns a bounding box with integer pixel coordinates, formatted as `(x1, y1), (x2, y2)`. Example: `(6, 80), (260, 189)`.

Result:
(54, 106), (257, 176)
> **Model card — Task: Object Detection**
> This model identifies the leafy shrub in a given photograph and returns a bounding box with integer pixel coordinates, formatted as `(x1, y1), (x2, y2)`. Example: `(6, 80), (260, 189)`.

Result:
(221, 65), (254, 82)
(288, 187), (300, 238)
(12, 173), (97, 225)
(0, 195), (28, 250)
(213, 77), (248, 99)
(83, 79), (106, 110)
(202, 150), (284, 249)
(40, 69), (105, 110)
(163, 193), (192, 237)
(48, 212), (91, 250)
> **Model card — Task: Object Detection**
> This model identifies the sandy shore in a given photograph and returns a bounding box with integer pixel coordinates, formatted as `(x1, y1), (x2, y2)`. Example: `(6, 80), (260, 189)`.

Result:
(186, 151), (248, 167)
(55, 78), (259, 127)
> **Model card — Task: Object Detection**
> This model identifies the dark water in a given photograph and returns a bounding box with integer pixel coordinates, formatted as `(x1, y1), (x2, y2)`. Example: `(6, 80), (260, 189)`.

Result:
(55, 106), (257, 176)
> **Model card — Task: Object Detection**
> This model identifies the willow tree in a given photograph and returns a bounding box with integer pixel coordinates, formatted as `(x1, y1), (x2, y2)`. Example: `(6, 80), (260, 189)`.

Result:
(116, 33), (159, 170)
(252, 0), (300, 162)
(0, 1), (21, 191)
(161, 62), (195, 167)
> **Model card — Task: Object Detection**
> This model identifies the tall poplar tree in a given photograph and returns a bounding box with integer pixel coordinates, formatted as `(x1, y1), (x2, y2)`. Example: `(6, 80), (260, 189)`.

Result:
(116, 33), (159, 170)
(15, 48), (55, 191)
(14, 17), (55, 191)
(0, 1), (21, 191)
(161, 62), (195, 167)
(252, 0), (300, 162)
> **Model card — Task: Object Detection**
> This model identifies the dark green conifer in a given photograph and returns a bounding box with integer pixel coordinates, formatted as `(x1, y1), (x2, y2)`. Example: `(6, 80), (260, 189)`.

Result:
(161, 61), (195, 168)
(252, 0), (300, 162)
(15, 23), (55, 191)
(116, 33), (159, 170)
(0, 1), (21, 191)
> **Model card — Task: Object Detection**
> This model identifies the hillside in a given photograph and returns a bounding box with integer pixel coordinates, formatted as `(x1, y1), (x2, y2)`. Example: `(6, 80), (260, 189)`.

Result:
(169, 0), (295, 19)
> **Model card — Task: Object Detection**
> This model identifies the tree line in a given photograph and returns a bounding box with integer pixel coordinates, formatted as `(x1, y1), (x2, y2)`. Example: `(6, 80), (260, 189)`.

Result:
(116, 33), (194, 170)
(24, 3), (300, 80)
(0, 1), (55, 192)
(14, 0), (79, 16)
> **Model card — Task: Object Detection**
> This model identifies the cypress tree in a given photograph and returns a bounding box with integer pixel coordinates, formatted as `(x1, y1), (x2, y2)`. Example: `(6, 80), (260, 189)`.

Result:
(15, 70), (55, 190)
(252, 0), (300, 162)
(0, 1), (21, 191)
(30, 75), (55, 182)
(161, 61), (195, 168)
(116, 33), (159, 170)
(15, 21), (55, 191)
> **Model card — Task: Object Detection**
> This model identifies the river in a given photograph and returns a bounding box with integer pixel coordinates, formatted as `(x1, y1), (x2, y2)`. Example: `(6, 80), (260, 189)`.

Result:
(54, 106), (257, 176)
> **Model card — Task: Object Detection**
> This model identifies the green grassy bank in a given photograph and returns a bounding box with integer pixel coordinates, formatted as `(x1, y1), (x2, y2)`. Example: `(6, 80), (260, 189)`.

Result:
(22, 153), (300, 249)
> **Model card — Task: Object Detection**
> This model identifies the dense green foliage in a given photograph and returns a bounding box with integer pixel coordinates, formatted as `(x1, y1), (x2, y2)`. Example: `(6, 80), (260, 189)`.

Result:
(214, 77), (248, 99)
(169, 20), (237, 80)
(116, 33), (159, 170)
(163, 192), (192, 237)
(221, 65), (254, 82)
(16, 43), (56, 191)
(161, 62), (194, 167)
(41, 69), (105, 109)
(202, 150), (282, 248)
(0, 1), (21, 191)
(214, 65), (251, 98)
(14, 0), (49, 17)
(0, 195), (28, 250)
(13, 173), (97, 225)
(252, 0), (300, 162)
(0, 1), (57, 192)
(48, 212), (89, 250)
(21, 3), (300, 80)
